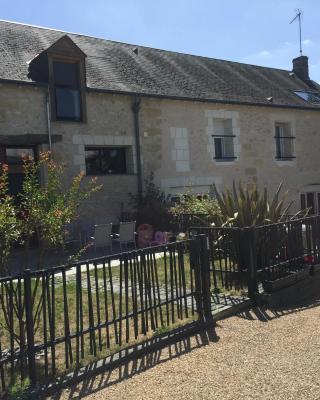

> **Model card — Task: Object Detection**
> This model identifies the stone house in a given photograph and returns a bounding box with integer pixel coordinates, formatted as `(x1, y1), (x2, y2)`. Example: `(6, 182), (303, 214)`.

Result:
(1, 20), (320, 223)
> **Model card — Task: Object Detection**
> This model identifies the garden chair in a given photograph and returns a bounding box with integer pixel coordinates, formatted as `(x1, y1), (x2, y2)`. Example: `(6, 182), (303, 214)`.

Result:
(113, 221), (137, 252)
(91, 223), (113, 254)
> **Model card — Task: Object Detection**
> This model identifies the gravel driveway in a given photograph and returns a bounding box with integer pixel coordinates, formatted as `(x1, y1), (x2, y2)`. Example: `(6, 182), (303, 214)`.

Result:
(51, 302), (320, 400)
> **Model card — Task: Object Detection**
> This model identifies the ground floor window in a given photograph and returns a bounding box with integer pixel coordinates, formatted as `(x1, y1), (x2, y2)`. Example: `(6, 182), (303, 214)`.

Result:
(0, 145), (37, 197)
(301, 192), (320, 215)
(85, 146), (130, 175)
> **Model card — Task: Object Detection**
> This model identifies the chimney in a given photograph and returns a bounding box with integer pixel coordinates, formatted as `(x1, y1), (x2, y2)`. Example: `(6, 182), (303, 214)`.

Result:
(292, 55), (310, 81)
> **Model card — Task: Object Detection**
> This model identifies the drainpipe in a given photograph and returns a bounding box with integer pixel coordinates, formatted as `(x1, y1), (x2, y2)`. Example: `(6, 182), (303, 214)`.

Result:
(132, 95), (143, 201)
(46, 88), (52, 153)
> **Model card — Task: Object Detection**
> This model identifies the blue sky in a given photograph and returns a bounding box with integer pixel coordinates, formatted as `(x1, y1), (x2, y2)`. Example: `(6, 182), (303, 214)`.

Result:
(2, 0), (320, 82)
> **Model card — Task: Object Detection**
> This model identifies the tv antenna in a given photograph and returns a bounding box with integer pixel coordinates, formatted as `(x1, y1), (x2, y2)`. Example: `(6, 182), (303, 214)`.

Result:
(290, 9), (303, 56)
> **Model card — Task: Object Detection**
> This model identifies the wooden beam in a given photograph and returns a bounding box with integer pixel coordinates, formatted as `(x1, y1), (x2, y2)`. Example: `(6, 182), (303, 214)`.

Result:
(0, 134), (62, 145)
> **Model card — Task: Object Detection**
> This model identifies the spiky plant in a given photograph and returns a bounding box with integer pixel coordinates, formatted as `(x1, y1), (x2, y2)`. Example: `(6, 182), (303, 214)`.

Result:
(213, 182), (304, 227)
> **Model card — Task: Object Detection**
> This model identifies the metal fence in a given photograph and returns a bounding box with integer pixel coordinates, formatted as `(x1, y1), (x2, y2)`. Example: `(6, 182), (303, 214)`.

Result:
(189, 226), (251, 297)
(190, 215), (320, 299)
(0, 237), (211, 393)
(256, 215), (320, 281)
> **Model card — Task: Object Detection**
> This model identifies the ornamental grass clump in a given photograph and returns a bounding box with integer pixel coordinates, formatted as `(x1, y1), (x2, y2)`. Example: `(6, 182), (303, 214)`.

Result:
(213, 181), (302, 228)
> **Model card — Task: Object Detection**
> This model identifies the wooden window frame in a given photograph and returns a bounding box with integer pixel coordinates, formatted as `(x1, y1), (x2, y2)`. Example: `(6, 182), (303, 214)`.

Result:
(48, 55), (87, 123)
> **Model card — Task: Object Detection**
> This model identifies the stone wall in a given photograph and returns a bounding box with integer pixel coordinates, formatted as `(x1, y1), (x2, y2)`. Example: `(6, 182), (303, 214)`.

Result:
(140, 97), (320, 211)
(1, 81), (320, 221)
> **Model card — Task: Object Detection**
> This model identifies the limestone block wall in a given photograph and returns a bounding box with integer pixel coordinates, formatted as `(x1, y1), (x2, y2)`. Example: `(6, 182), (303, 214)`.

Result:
(2, 81), (320, 220)
(140, 97), (320, 211)
(0, 84), (138, 222)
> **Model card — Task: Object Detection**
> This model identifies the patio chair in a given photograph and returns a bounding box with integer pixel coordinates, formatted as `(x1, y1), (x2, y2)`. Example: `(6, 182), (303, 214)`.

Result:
(91, 223), (113, 254)
(113, 221), (137, 252)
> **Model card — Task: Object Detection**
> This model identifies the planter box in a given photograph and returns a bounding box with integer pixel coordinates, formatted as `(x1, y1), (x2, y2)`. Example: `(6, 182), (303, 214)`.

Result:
(262, 266), (310, 293)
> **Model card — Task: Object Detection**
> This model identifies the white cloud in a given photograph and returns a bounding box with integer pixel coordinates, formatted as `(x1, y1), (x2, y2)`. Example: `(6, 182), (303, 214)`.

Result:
(242, 42), (295, 67)
(302, 39), (313, 46)
(257, 50), (272, 58)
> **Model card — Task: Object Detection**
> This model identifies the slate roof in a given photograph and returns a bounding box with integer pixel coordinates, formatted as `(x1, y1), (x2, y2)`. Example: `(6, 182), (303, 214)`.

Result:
(1, 19), (320, 110)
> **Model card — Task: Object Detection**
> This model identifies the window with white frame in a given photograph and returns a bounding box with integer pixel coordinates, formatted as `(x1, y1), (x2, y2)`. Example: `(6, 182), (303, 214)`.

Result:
(212, 118), (235, 161)
(275, 122), (295, 160)
(301, 192), (320, 215)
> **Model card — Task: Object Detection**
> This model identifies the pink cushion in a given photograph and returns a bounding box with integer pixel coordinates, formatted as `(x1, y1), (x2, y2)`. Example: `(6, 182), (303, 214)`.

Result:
(154, 231), (167, 244)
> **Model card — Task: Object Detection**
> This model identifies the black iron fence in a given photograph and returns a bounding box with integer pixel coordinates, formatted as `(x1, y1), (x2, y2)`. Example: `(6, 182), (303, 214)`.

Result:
(190, 215), (320, 299)
(2, 216), (320, 393)
(0, 237), (212, 393)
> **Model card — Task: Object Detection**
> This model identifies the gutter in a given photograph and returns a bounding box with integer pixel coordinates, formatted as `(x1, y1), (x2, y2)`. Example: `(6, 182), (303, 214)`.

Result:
(46, 88), (52, 153)
(132, 95), (143, 200)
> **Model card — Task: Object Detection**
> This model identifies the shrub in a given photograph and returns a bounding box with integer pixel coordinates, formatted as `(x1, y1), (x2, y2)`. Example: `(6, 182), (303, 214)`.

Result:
(129, 173), (171, 230)
(169, 186), (221, 228)
(19, 151), (102, 269)
(0, 164), (21, 276)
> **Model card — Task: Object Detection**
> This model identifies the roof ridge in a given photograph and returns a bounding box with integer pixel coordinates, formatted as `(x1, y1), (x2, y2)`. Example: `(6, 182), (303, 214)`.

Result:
(0, 18), (292, 74)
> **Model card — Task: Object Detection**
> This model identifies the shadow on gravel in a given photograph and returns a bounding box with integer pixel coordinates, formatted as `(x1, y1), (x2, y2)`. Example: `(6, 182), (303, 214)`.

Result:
(45, 324), (218, 400)
(238, 297), (320, 322)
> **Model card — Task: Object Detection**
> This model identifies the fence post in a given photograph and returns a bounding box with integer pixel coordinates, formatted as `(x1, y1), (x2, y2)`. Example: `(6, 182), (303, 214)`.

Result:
(243, 227), (259, 303)
(199, 234), (214, 322)
(190, 238), (204, 322)
(24, 269), (37, 386)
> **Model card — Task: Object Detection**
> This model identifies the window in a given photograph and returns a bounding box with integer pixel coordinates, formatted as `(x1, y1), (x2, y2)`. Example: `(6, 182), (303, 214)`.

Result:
(301, 192), (320, 215)
(294, 91), (320, 105)
(275, 122), (295, 160)
(0, 146), (37, 199)
(212, 118), (235, 161)
(52, 61), (82, 121)
(5, 147), (35, 165)
(85, 147), (128, 175)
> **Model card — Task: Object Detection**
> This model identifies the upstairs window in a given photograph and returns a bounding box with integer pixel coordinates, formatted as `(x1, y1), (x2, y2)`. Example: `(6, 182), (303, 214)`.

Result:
(212, 118), (235, 161)
(85, 147), (128, 175)
(52, 61), (82, 121)
(275, 122), (295, 160)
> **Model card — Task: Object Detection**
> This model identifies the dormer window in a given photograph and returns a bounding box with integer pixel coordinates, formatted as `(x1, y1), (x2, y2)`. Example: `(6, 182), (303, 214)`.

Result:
(53, 61), (82, 121)
(29, 35), (88, 122)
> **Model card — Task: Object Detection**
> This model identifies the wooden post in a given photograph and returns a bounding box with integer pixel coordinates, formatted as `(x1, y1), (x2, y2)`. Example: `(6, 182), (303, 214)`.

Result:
(24, 269), (37, 386)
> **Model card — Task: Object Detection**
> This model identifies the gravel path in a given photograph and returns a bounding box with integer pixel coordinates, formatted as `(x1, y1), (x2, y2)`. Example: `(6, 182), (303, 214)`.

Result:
(52, 302), (320, 400)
